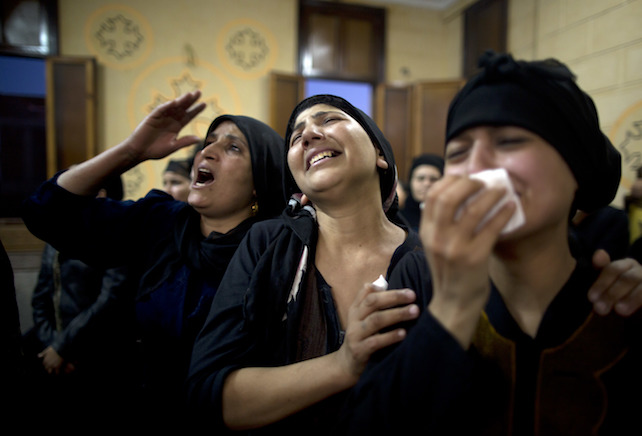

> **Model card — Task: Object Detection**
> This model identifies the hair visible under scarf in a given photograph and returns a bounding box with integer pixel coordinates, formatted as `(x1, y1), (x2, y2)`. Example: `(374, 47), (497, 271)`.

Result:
(283, 94), (398, 213)
(446, 51), (621, 213)
(203, 115), (286, 220)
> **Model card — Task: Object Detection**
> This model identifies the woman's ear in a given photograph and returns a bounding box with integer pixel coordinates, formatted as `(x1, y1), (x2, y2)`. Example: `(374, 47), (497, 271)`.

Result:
(376, 155), (389, 170)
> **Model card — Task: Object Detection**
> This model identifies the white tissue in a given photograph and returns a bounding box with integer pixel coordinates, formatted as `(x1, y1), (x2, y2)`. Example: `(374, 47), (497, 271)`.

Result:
(372, 274), (388, 290)
(457, 168), (525, 234)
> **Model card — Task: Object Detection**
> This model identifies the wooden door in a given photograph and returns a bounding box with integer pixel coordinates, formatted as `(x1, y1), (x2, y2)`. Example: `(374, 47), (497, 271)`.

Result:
(0, 56), (95, 252)
(411, 80), (464, 160)
(298, 0), (385, 83)
(463, 0), (507, 78)
(269, 72), (305, 138)
(375, 83), (413, 183)
(46, 56), (97, 177)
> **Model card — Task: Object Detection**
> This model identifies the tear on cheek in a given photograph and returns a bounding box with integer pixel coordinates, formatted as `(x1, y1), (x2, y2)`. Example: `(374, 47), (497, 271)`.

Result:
(456, 168), (526, 234)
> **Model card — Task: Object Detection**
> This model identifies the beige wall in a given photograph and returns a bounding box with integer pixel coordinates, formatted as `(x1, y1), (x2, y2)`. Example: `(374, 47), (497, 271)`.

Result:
(58, 0), (299, 199)
(57, 0), (464, 199)
(354, 0), (463, 82)
(57, 0), (641, 206)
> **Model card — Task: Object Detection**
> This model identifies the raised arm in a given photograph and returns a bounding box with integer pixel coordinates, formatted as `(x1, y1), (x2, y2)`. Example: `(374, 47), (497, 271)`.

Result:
(58, 91), (206, 196)
(421, 175), (514, 348)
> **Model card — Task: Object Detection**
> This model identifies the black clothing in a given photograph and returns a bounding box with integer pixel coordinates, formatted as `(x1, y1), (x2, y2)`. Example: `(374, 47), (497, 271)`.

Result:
(30, 244), (133, 362)
(339, 251), (642, 435)
(21, 178), (252, 412)
(398, 195), (422, 232)
(0, 239), (23, 407)
(570, 206), (630, 260)
(187, 202), (423, 433)
(24, 243), (136, 415)
(20, 114), (286, 417)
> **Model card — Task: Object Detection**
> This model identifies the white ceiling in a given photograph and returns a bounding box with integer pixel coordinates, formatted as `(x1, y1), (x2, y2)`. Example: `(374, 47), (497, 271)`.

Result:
(363, 0), (459, 10)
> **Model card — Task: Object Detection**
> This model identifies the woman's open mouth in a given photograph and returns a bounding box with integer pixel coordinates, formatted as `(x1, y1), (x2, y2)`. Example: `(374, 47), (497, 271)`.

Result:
(307, 150), (339, 170)
(194, 168), (214, 187)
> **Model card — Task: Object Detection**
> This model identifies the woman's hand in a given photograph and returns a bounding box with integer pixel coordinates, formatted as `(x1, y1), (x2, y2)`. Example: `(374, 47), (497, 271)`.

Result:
(420, 175), (515, 347)
(124, 90), (207, 162)
(57, 91), (206, 196)
(38, 346), (74, 375)
(222, 283), (418, 430)
(588, 249), (642, 316)
(335, 282), (419, 381)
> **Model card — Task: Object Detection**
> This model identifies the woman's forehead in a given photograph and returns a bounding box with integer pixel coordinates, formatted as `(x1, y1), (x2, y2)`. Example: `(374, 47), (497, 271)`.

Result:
(208, 120), (248, 143)
(294, 103), (348, 124)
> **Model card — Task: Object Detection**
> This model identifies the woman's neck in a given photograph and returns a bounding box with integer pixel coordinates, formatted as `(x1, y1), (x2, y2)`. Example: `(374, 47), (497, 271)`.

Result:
(489, 227), (577, 337)
(313, 191), (406, 328)
(314, 192), (400, 250)
(199, 212), (251, 237)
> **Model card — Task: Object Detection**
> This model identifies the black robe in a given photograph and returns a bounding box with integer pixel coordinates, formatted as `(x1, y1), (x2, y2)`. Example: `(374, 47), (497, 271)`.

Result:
(187, 203), (423, 434)
(338, 251), (642, 435)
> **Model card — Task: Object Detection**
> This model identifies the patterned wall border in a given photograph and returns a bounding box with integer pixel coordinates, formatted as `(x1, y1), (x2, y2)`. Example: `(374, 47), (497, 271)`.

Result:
(123, 56), (242, 198)
(84, 4), (153, 70)
(216, 18), (278, 80)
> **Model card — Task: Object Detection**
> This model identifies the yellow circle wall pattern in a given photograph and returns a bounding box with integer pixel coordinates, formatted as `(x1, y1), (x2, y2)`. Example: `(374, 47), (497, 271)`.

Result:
(123, 57), (242, 199)
(84, 4), (153, 70)
(609, 100), (642, 209)
(217, 18), (278, 80)
(128, 56), (242, 132)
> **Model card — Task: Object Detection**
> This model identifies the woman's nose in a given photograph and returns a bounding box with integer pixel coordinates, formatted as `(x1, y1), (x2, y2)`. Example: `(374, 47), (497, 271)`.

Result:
(467, 142), (496, 175)
(200, 142), (219, 160)
(300, 123), (323, 147)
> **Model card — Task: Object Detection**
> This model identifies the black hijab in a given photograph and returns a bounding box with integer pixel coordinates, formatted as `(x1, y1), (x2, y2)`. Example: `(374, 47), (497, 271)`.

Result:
(164, 158), (192, 179)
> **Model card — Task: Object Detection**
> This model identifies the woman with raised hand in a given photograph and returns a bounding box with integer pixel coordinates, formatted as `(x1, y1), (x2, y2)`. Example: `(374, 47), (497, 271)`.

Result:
(187, 94), (422, 433)
(21, 91), (286, 420)
(340, 52), (642, 435)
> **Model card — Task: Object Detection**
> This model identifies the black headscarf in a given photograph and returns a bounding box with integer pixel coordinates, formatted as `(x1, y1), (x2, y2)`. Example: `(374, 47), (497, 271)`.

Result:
(283, 94), (398, 213)
(407, 154), (444, 187)
(400, 153), (444, 231)
(164, 158), (193, 179)
(446, 51), (621, 213)
(204, 114), (286, 219)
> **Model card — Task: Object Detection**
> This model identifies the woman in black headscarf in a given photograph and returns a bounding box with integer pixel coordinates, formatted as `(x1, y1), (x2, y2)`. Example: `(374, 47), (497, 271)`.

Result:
(339, 51), (642, 434)
(187, 94), (422, 433)
(398, 153), (444, 232)
(162, 157), (193, 202)
(21, 91), (286, 421)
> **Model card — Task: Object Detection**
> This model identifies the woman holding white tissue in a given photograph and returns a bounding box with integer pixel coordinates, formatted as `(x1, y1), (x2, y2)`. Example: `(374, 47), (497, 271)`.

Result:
(187, 94), (422, 434)
(339, 51), (642, 435)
